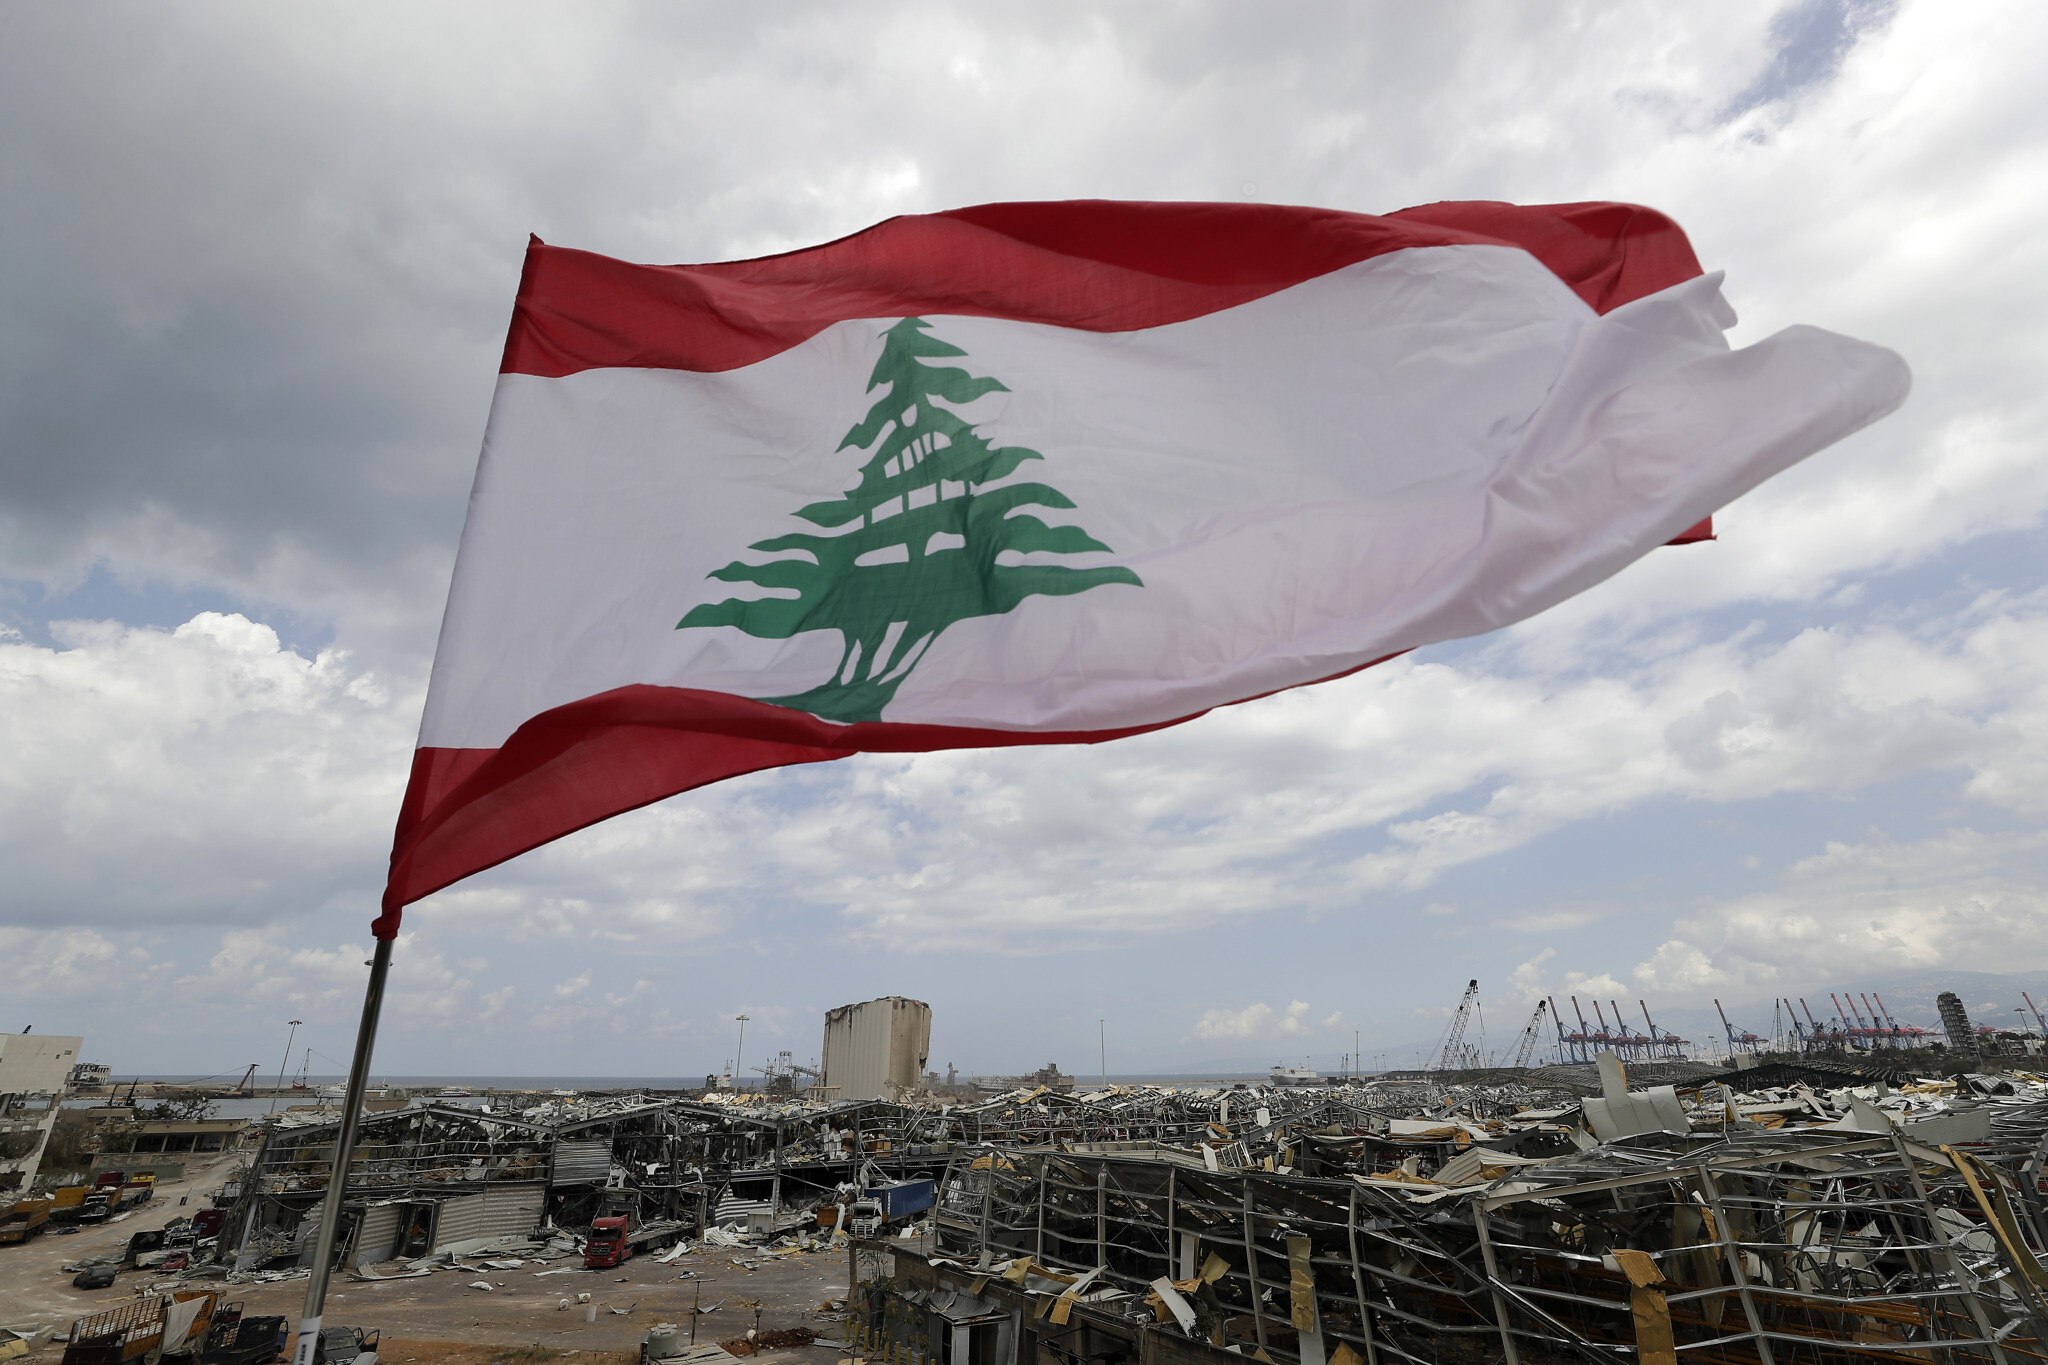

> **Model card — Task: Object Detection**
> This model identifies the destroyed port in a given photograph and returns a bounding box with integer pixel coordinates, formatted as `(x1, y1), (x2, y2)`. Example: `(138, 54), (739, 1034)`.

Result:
(14, 985), (2048, 1365)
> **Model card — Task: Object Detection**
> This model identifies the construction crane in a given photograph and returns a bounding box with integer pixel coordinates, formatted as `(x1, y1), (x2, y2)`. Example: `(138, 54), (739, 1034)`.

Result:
(234, 1064), (259, 1095)
(1511, 999), (1551, 1070)
(2025, 993), (2048, 1037)
(1435, 980), (1481, 1071)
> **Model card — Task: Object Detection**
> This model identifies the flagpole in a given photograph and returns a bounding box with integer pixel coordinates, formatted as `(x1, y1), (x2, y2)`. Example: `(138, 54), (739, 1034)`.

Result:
(292, 935), (394, 1365)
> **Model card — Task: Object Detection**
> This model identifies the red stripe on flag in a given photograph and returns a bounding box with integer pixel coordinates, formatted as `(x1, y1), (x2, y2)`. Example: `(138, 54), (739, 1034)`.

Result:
(379, 646), (1423, 936)
(500, 199), (1703, 379)
(377, 686), (1205, 937)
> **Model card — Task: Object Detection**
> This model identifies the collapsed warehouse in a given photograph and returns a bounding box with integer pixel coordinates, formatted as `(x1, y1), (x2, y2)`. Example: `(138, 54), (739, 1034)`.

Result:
(225, 1095), (951, 1270)
(175, 1053), (2048, 1362)
(74, 983), (2048, 1365)
(877, 1064), (2048, 1365)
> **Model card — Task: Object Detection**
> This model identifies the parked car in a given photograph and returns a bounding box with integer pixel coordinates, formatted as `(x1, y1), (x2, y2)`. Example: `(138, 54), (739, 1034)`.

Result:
(311, 1325), (379, 1365)
(71, 1264), (118, 1290)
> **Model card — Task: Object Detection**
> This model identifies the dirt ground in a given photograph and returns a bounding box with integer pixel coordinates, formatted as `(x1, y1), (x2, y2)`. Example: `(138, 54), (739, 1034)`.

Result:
(1, 1150), (861, 1365)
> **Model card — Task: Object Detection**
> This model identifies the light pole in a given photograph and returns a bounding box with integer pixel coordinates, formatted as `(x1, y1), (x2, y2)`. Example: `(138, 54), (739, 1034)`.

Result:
(734, 1015), (749, 1093)
(269, 1020), (302, 1116)
(1099, 1019), (1107, 1088)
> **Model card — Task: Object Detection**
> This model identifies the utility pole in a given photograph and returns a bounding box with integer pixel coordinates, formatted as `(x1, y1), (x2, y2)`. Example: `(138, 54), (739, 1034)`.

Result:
(1355, 1029), (1361, 1079)
(269, 1020), (301, 1116)
(1099, 1019), (1107, 1087)
(734, 1015), (750, 1093)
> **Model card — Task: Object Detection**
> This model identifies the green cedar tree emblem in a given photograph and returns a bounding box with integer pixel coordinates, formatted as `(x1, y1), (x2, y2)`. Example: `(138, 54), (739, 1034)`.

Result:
(677, 317), (1142, 723)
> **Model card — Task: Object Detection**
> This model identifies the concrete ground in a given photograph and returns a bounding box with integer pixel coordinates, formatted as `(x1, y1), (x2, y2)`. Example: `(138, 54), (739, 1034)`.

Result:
(2, 1151), (860, 1365)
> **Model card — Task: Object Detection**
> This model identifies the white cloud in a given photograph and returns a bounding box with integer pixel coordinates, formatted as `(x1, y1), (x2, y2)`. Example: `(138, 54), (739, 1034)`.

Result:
(1189, 1000), (1315, 1043)
(1508, 949), (1557, 1002)
(1629, 828), (2048, 998)
(0, 614), (412, 928)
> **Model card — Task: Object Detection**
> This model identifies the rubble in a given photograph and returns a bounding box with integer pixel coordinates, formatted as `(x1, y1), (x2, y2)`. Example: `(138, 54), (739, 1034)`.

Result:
(75, 1036), (2048, 1365)
(880, 1056), (2048, 1364)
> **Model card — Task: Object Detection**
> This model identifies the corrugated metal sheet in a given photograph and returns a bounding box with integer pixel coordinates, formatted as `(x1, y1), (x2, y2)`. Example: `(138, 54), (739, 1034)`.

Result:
(432, 1193), (488, 1249)
(551, 1138), (612, 1186)
(350, 1202), (404, 1267)
(431, 1184), (547, 1249)
(821, 996), (931, 1101)
(482, 1184), (545, 1238)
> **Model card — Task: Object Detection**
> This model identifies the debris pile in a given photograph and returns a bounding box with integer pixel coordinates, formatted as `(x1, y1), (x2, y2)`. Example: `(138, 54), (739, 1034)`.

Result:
(907, 1059), (2048, 1363)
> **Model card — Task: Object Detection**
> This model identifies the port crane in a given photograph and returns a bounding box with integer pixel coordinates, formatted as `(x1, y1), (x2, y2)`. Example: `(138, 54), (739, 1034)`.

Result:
(1435, 980), (1481, 1071)
(1715, 999), (1766, 1054)
(1510, 999), (1550, 1069)
(1639, 1000), (1689, 1059)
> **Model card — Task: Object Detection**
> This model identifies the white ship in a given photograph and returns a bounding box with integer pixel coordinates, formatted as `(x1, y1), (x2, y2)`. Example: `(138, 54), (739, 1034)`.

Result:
(1269, 1064), (1321, 1087)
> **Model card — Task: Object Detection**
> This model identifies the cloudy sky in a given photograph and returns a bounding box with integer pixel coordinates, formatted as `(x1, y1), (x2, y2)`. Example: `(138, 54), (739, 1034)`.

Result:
(5, 0), (2045, 1082)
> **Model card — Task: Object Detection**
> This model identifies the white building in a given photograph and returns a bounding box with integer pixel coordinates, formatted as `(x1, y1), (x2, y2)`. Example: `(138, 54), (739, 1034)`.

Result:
(68, 1061), (113, 1089)
(820, 997), (931, 1101)
(0, 1033), (85, 1194)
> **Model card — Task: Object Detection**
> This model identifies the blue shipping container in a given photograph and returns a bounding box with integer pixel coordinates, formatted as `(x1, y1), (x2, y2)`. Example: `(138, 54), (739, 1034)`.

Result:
(871, 1178), (935, 1221)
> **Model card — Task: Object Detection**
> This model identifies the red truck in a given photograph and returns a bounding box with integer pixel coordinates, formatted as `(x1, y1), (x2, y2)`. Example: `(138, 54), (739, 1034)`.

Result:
(584, 1215), (630, 1269)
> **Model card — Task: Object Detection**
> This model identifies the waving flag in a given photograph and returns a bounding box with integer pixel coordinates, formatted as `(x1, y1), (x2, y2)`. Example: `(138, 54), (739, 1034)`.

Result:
(375, 199), (1907, 935)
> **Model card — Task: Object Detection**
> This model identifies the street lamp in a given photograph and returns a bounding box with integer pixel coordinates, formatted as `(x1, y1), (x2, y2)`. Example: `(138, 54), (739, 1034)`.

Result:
(270, 1020), (302, 1116)
(734, 1015), (750, 1093)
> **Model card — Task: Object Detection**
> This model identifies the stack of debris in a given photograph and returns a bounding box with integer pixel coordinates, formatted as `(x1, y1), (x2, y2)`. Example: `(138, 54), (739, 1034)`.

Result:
(899, 1055), (2048, 1363)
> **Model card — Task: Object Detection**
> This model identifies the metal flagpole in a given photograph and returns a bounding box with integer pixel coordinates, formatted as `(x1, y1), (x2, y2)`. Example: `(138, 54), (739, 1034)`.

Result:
(292, 936), (394, 1365)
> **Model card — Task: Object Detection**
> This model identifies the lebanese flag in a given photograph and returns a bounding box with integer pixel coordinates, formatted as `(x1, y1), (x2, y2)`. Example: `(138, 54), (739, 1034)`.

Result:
(376, 199), (1907, 935)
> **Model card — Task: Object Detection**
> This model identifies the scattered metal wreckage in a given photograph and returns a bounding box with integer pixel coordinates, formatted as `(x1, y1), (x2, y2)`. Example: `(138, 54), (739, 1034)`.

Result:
(31, 1049), (2048, 1365)
(860, 1060), (2048, 1365)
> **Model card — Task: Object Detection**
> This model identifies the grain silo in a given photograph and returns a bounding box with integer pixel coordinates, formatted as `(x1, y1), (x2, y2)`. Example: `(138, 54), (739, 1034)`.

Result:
(820, 996), (932, 1100)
